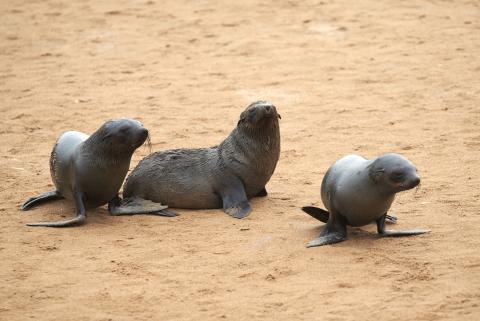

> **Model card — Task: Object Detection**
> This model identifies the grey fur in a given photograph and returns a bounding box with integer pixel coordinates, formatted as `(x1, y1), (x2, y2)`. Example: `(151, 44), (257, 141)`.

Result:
(303, 153), (430, 247)
(22, 119), (170, 227)
(123, 101), (281, 219)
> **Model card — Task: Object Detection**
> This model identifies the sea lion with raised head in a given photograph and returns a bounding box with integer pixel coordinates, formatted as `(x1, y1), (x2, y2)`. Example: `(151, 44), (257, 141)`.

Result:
(22, 119), (172, 227)
(302, 153), (430, 247)
(122, 101), (281, 219)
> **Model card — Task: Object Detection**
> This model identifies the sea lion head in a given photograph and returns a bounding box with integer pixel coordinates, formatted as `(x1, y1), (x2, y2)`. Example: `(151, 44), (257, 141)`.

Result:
(237, 100), (281, 130)
(368, 153), (420, 192)
(94, 118), (149, 154)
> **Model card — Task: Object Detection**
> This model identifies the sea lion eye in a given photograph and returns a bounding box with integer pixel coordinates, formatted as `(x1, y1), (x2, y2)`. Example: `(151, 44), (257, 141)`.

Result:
(390, 171), (404, 181)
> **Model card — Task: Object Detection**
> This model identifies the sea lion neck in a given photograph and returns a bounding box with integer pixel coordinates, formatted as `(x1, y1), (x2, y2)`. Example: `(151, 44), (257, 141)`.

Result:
(82, 130), (133, 161)
(236, 118), (280, 142)
(217, 120), (280, 184)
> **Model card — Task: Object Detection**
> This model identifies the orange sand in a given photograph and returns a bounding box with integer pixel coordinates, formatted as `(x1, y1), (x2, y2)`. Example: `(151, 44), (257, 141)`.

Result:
(1, 0), (479, 320)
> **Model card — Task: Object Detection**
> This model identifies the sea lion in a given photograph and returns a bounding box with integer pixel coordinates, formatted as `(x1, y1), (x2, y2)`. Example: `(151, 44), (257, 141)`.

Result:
(21, 119), (172, 227)
(302, 153), (430, 247)
(122, 101), (281, 219)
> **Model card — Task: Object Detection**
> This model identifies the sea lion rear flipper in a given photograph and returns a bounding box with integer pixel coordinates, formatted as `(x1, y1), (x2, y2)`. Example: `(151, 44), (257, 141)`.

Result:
(376, 214), (430, 237)
(220, 180), (252, 219)
(307, 233), (346, 247)
(255, 188), (268, 197)
(108, 196), (177, 217)
(26, 191), (86, 227)
(301, 206), (330, 223)
(21, 190), (63, 211)
(307, 210), (347, 248)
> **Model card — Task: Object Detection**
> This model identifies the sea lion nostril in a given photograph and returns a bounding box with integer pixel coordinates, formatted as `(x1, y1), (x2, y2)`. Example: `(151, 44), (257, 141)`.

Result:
(265, 105), (271, 112)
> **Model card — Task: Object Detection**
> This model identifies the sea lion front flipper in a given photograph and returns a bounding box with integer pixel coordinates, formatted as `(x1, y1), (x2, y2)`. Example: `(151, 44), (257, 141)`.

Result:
(302, 206), (329, 223)
(21, 190), (63, 211)
(223, 199), (252, 219)
(255, 188), (268, 197)
(307, 210), (347, 248)
(108, 196), (177, 217)
(220, 179), (252, 219)
(376, 214), (430, 237)
(27, 191), (86, 227)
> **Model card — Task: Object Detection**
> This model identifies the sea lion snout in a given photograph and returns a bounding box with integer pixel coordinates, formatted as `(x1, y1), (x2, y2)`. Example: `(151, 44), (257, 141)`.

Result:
(400, 173), (420, 190)
(256, 104), (277, 119)
(137, 127), (149, 141)
(251, 102), (279, 122)
(101, 119), (149, 150)
(261, 104), (281, 119)
(130, 126), (149, 149)
(410, 175), (421, 187)
(238, 100), (280, 126)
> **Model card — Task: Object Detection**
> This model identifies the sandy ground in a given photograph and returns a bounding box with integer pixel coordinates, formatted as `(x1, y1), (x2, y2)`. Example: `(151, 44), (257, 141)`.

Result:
(1, 0), (479, 320)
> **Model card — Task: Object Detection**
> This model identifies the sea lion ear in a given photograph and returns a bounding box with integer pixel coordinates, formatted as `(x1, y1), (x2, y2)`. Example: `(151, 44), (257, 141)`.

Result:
(277, 113), (282, 119)
(102, 133), (112, 141)
(369, 168), (384, 183)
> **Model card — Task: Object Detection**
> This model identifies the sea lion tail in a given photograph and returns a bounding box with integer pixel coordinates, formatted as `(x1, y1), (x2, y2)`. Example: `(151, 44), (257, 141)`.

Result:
(301, 206), (330, 223)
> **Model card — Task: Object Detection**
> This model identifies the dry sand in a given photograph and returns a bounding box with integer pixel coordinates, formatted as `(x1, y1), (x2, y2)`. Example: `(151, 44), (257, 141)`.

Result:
(1, 0), (479, 320)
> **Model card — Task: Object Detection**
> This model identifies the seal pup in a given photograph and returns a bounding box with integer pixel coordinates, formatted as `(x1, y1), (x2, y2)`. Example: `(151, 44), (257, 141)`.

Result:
(22, 119), (172, 227)
(302, 153), (430, 247)
(123, 101), (281, 219)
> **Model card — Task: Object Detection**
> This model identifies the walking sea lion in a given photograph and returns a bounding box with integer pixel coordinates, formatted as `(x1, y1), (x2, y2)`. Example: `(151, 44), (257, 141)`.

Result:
(302, 153), (430, 247)
(122, 101), (281, 219)
(22, 119), (172, 227)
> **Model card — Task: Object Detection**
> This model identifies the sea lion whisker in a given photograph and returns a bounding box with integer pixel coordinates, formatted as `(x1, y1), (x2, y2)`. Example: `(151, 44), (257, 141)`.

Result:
(415, 183), (421, 193)
(144, 134), (152, 154)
